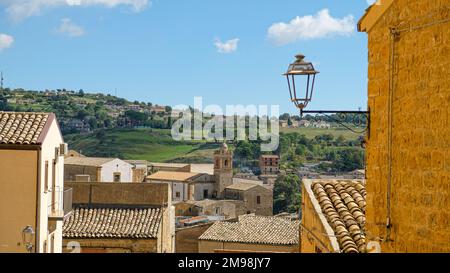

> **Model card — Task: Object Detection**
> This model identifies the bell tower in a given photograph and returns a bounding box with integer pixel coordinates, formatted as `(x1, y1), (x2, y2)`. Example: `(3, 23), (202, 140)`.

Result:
(214, 142), (233, 198)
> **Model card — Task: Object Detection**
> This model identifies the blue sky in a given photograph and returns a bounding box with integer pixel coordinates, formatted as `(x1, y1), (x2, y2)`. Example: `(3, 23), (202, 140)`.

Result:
(0, 0), (374, 115)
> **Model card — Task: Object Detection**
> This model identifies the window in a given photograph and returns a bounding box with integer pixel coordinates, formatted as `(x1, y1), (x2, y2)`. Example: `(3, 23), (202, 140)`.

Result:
(203, 189), (209, 198)
(44, 161), (49, 191)
(51, 160), (56, 211)
(224, 159), (228, 167)
(257, 196), (261, 204)
(113, 172), (121, 182)
(175, 192), (181, 198)
(50, 234), (55, 253)
(215, 207), (220, 214)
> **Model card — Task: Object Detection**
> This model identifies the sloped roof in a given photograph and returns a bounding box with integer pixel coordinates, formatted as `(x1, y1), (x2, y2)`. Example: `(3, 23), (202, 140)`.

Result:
(225, 182), (260, 191)
(358, 0), (394, 32)
(64, 156), (117, 167)
(306, 179), (366, 253)
(146, 171), (202, 182)
(0, 111), (52, 145)
(63, 206), (162, 239)
(199, 214), (299, 245)
(149, 162), (189, 168)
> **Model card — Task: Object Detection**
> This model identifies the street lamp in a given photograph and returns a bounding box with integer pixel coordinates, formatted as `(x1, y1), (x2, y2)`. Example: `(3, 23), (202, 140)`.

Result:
(283, 53), (370, 134)
(283, 54), (319, 115)
(22, 225), (35, 253)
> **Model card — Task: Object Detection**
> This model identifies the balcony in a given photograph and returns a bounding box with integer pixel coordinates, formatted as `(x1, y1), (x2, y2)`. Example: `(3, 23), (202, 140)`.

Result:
(48, 187), (73, 222)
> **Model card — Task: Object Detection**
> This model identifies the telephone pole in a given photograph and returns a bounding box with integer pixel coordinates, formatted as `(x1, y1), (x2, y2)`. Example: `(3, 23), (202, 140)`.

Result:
(0, 71), (3, 92)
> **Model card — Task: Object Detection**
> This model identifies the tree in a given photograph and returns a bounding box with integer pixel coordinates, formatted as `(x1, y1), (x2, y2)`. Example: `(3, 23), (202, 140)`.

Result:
(331, 148), (364, 172)
(279, 113), (290, 120)
(273, 174), (301, 214)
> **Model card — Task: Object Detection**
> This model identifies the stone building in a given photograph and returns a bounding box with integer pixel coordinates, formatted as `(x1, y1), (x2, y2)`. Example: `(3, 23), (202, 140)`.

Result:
(64, 157), (133, 182)
(259, 154), (280, 175)
(175, 222), (214, 253)
(0, 112), (71, 253)
(198, 214), (299, 253)
(146, 171), (214, 201)
(125, 160), (149, 182)
(224, 182), (273, 216)
(214, 142), (234, 197)
(358, 0), (449, 252)
(300, 179), (366, 253)
(62, 182), (175, 253)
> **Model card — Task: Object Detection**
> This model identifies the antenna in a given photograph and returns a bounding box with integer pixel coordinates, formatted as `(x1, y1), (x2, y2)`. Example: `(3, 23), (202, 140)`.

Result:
(0, 71), (3, 91)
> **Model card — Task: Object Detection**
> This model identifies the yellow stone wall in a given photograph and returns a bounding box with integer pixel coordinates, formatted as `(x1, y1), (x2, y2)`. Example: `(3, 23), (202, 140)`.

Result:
(300, 182), (336, 253)
(364, 0), (449, 252)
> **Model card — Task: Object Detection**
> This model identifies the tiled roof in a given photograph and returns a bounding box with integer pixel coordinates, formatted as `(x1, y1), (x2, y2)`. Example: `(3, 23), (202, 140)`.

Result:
(225, 182), (259, 191)
(0, 112), (50, 145)
(63, 207), (162, 239)
(199, 215), (299, 245)
(310, 180), (366, 253)
(146, 171), (201, 182)
(64, 157), (117, 167)
(149, 162), (189, 168)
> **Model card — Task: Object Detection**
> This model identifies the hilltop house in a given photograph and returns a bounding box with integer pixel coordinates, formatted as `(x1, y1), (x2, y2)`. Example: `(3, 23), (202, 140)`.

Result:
(259, 154), (280, 175)
(198, 214), (299, 253)
(64, 157), (133, 182)
(358, 0), (450, 252)
(0, 111), (71, 253)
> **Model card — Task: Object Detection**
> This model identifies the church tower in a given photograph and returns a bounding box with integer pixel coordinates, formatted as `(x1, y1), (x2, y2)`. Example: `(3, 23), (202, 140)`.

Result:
(214, 142), (233, 198)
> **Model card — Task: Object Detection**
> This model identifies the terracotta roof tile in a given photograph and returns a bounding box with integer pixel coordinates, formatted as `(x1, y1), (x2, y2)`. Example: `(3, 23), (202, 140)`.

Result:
(146, 171), (201, 182)
(0, 112), (50, 145)
(199, 215), (299, 245)
(311, 180), (366, 253)
(63, 207), (162, 239)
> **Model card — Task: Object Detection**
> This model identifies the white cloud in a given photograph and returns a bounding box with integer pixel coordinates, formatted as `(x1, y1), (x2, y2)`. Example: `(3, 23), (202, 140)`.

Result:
(267, 9), (355, 45)
(214, 38), (239, 54)
(0, 0), (150, 22)
(0, 33), (14, 52)
(56, 18), (84, 37)
(367, 0), (377, 5)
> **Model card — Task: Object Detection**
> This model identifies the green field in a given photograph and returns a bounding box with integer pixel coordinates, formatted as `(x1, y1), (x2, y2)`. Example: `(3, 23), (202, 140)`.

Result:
(65, 127), (364, 163)
(65, 128), (221, 162)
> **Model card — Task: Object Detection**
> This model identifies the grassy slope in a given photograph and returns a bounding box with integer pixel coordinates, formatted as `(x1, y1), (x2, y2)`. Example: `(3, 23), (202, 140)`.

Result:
(65, 128), (216, 162)
(65, 127), (363, 163)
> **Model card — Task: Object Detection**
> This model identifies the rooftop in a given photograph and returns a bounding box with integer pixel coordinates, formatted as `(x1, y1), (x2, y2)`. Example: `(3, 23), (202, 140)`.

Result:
(199, 214), (299, 245)
(225, 182), (260, 191)
(63, 206), (162, 239)
(149, 162), (189, 168)
(260, 155), (280, 159)
(304, 179), (366, 253)
(146, 171), (202, 182)
(64, 156), (118, 167)
(0, 111), (52, 145)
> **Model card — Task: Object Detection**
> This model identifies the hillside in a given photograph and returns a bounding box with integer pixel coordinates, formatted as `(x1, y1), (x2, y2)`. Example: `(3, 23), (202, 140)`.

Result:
(64, 128), (221, 162)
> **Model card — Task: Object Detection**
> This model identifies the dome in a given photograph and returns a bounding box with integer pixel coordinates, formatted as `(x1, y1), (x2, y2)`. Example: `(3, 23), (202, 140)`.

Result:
(222, 142), (228, 151)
